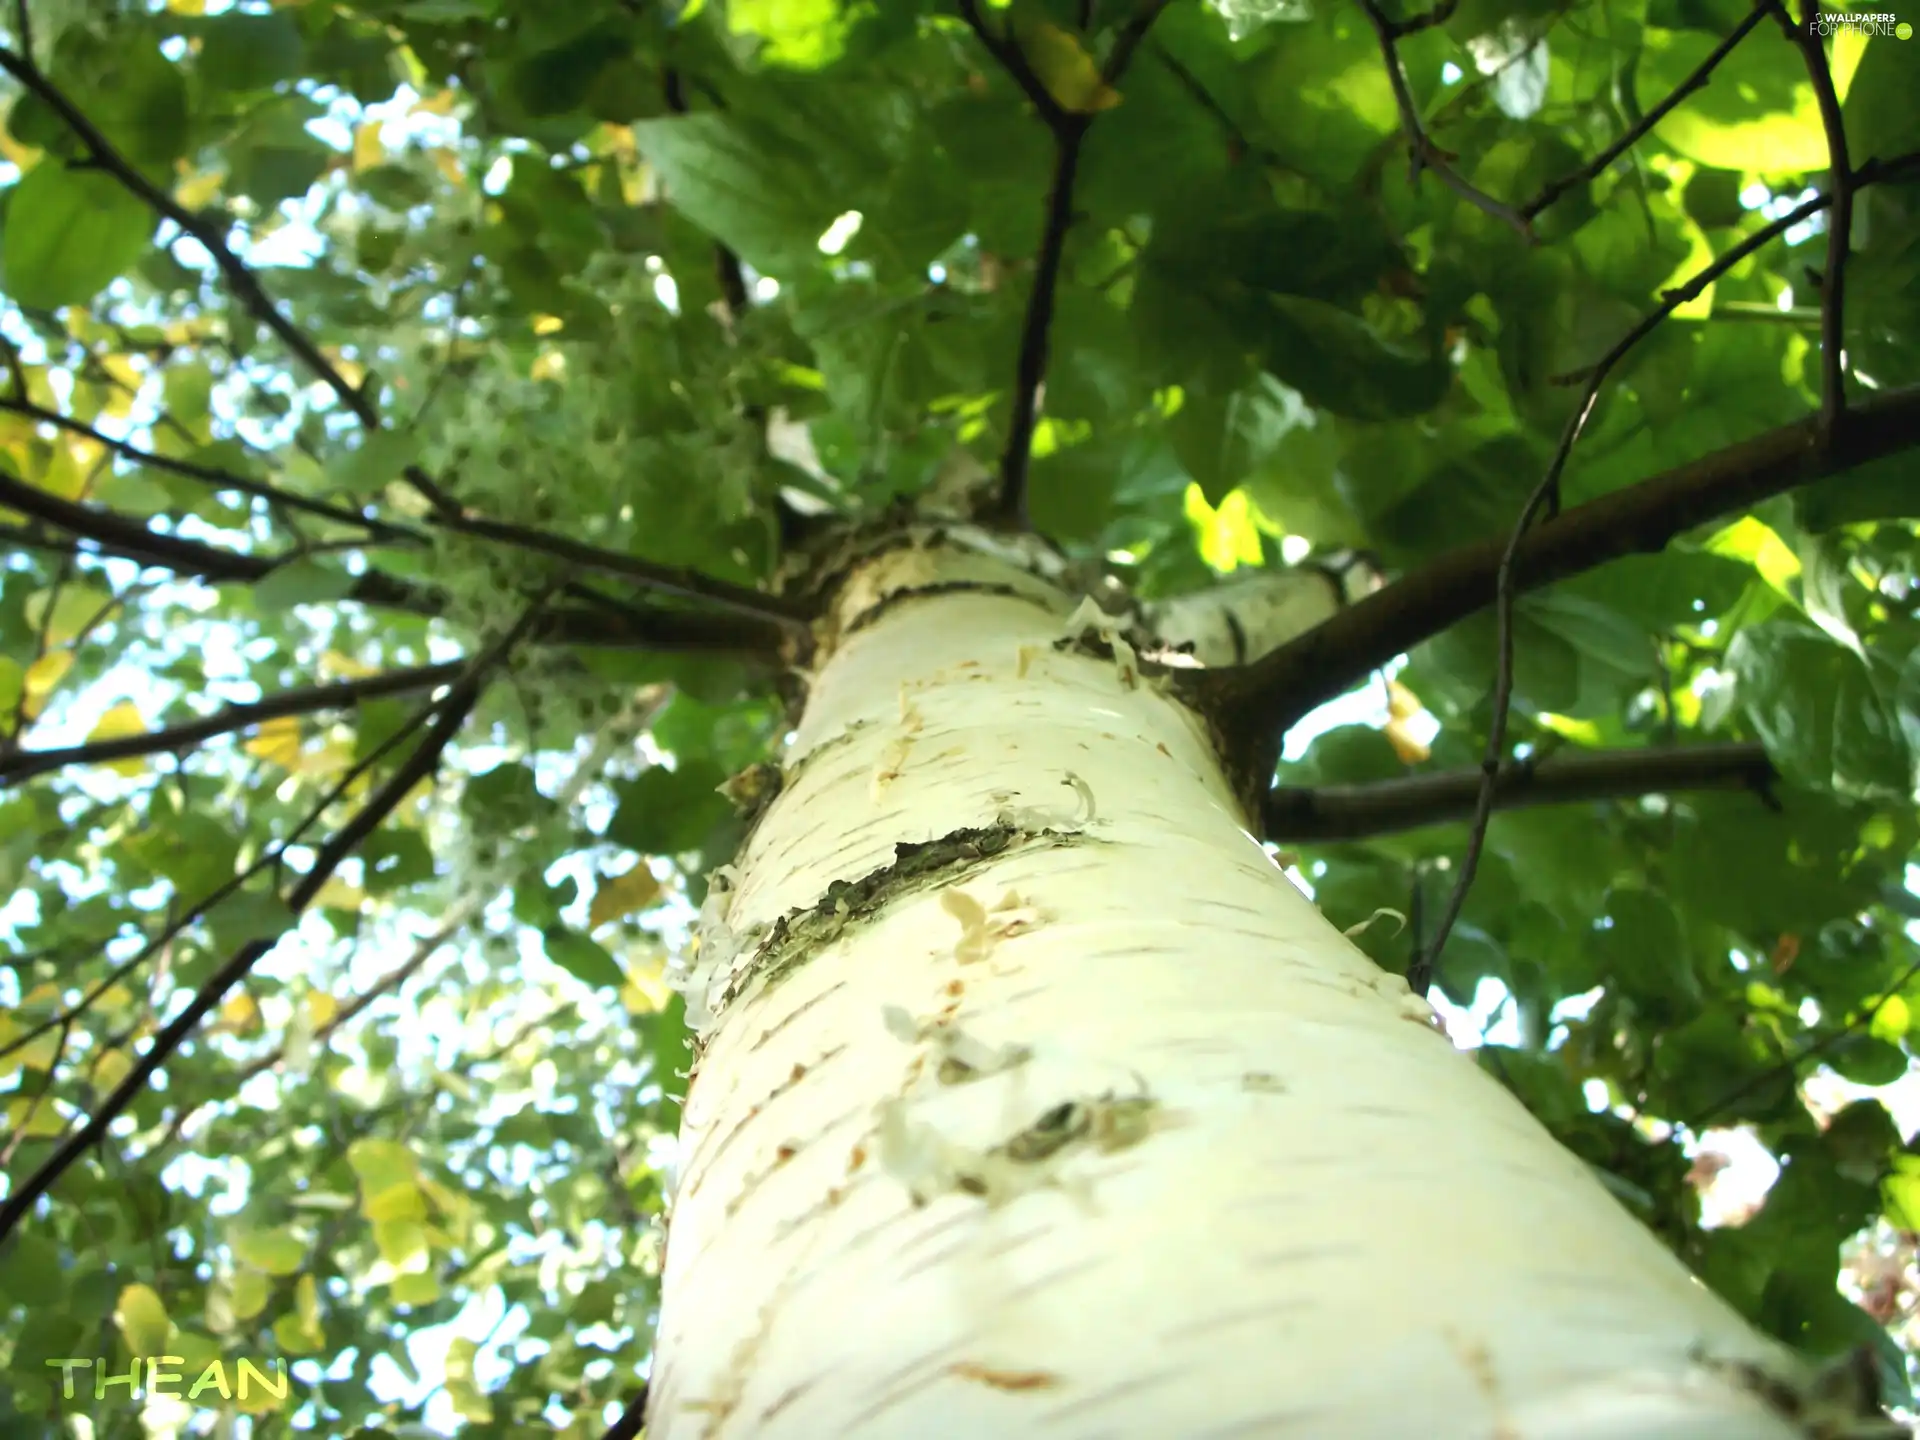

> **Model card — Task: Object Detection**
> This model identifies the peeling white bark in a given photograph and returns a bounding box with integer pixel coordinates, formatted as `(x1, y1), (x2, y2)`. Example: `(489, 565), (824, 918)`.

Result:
(650, 531), (1812, 1439)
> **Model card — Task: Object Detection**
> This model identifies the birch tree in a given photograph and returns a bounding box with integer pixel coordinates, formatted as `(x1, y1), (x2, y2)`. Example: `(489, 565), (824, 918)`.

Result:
(0, 0), (1918, 1437)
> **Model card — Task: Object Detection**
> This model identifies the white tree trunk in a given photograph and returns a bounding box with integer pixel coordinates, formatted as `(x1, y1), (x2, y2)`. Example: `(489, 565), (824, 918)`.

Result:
(648, 527), (1812, 1439)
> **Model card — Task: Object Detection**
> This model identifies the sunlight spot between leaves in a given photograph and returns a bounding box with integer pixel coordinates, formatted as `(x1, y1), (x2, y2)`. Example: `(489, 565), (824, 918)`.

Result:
(1184, 484), (1264, 574)
(817, 210), (863, 256)
(1535, 713), (1605, 744)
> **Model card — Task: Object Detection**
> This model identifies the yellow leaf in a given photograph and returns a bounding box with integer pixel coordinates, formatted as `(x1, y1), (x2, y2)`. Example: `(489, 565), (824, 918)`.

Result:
(413, 89), (458, 116)
(532, 314), (565, 336)
(1184, 484), (1264, 574)
(1706, 516), (1800, 595)
(1384, 716), (1431, 765)
(353, 121), (385, 172)
(173, 166), (225, 209)
(0, 1016), (62, 1075)
(1872, 995), (1910, 1043)
(391, 1270), (440, 1305)
(86, 700), (149, 776)
(530, 350), (566, 381)
(318, 650), (378, 680)
(1536, 712), (1604, 745)
(0, 116), (39, 170)
(373, 1218), (429, 1269)
(6, 1097), (66, 1137)
(34, 432), (98, 500)
(293, 738), (354, 778)
(428, 147), (464, 185)
(232, 1227), (309, 1277)
(447, 1379), (493, 1424)
(589, 863), (662, 931)
(1020, 22), (1121, 113)
(294, 1273), (320, 1325)
(1386, 679), (1422, 720)
(364, 1183), (427, 1223)
(26, 585), (114, 645)
(243, 715), (304, 769)
(91, 1047), (133, 1096)
(310, 879), (364, 914)
(219, 992), (260, 1034)
(116, 1283), (172, 1356)
(229, 1268), (270, 1321)
(306, 990), (340, 1028)
(272, 1311), (324, 1356)
(167, 0), (207, 11)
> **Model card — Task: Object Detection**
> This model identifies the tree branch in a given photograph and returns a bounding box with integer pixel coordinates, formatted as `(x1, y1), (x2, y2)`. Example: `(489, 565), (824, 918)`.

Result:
(0, 600), (544, 1244)
(0, 470), (791, 657)
(963, 0), (1173, 530)
(1355, 0), (1535, 242)
(427, 510), (813, 628)
(0, 42), (469, 521)
(1184, 378), (1920, 811)
(0, 662), (465, 786)
(1771, 0), (1853, 434)
(1185, 152), (1920, 802)
(955, 0), (1070, 131)
(1264, 742), (1777, 841)
(0, 393), (425, 544)
(0, 47), (375, 430)
(602, 1385), (649, 1440)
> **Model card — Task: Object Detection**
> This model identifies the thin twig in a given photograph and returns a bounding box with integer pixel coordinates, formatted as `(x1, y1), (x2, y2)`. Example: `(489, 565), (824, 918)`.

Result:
(0, 48), (373, 427)
(1354, 0), (1535, 242)
(1524, 0), (1772, 220)
(0, 662), (465, 786)
(1770, 0), (1852, 434)
(0, 599), (545, 1243)
(955, 0), (1070, 130)
(1264, 742), (1778, 840)
(1187, 148), (1920, 811)
(963, 0), (1173, 529)
(1385, 0), (1458, 37)
(1693, 951), (1920, 1128)
(427, 510), (813, 627)
(0, 394), (424, 543)
(0, 664), (465, 1068)
(1409, 406), (1587, 995)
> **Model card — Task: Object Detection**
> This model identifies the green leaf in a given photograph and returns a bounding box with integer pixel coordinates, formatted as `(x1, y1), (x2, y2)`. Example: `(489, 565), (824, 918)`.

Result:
(606, 762), (731, 855)
(196, 12), (306, 91)
(231, 1227), (309, 1277)
(543, 928), (626, 990)
(254, 559), (359, 613)
(1, 162), (155, 309)
(630, 113), (842, 275)
(227, 98), (336, 208)
(0, 1233), (64, 1303)
(206, 889), (296, 954)
(1728, 621), (1912, 800)
(6, 27), (187, 171)
(1167, 375), (1309, 505)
